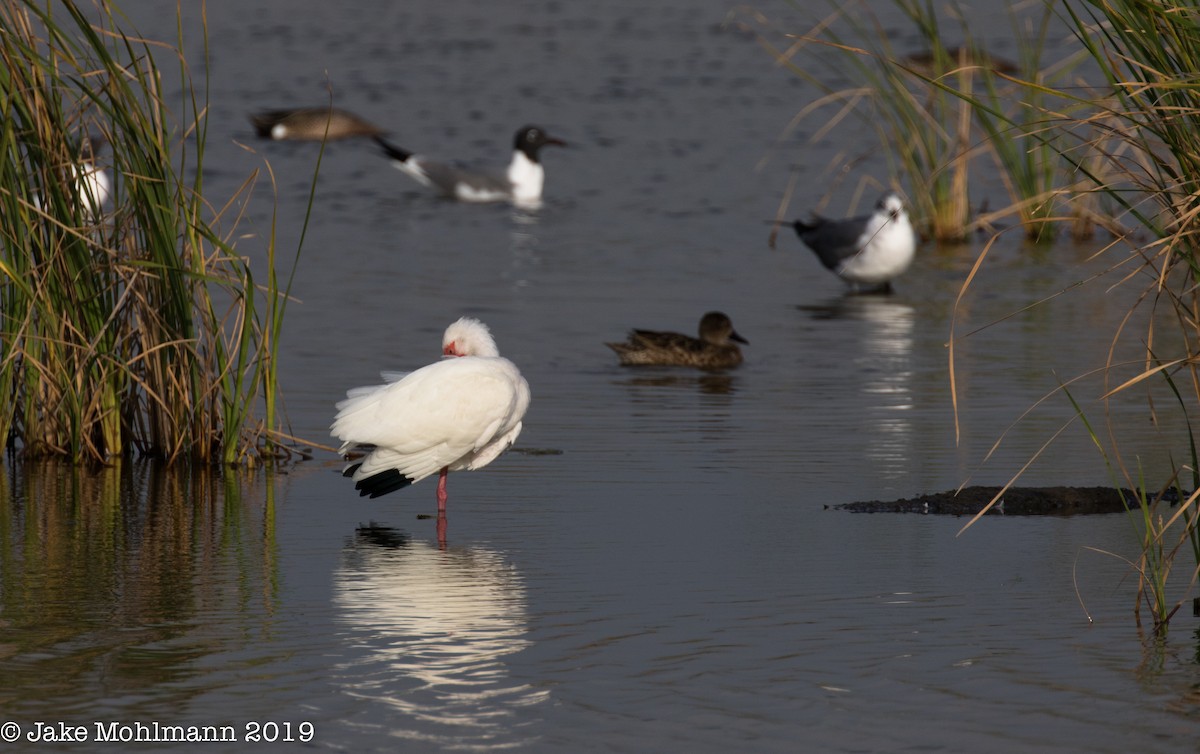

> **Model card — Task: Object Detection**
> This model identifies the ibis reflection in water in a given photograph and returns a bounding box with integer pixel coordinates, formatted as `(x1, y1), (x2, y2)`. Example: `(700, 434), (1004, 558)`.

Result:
(332, 524), (549, 749)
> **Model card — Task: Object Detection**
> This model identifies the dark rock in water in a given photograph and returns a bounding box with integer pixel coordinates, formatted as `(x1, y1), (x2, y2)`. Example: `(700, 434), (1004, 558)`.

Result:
(831, 486), (1176, 516)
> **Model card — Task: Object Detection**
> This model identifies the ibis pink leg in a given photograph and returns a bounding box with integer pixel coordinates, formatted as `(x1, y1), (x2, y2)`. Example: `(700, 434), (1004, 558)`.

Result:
(436, 468), (449, 548)
(436, 467), (449, 513)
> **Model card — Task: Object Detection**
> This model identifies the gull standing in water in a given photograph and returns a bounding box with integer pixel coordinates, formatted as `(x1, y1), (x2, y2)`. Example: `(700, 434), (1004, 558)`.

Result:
(790, 192), (917, 293)
(374, 124), (566, 208)
(331, 318), (531, 517)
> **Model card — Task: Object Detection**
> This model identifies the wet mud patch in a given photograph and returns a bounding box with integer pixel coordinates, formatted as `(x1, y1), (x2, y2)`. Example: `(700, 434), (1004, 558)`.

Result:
(832, 486), (1168, 515)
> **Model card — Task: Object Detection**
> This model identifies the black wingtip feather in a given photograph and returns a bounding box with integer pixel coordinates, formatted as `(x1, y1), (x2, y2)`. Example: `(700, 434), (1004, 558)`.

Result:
(374, 135), (412, 163)
(792, 218), (818, 236)
(354, 468), (415, 499)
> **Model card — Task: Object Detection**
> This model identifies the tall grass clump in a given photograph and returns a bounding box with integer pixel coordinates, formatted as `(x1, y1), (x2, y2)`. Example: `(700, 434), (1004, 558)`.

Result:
(738, 1), (975, 240)
(737, 0), (1086, 242)
(0, 0), (300, 465)
(876, 0), (979, 242)
(964, 5), (1072, 243)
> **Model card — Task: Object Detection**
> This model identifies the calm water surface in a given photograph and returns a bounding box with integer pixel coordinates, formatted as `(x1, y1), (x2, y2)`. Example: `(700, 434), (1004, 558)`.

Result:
(2, 1), (1199, 751)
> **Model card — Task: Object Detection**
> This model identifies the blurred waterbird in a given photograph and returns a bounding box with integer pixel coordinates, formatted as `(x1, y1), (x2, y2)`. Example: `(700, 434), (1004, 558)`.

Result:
(31, 134), (111, 217)
(250, 107), (385, 141)
(901, 47), (1018, 76)
(606, 312), (749, 369)
(789, 192), (917, 293)
(70, 147), (111, 215)
(374, 125), (566, 207)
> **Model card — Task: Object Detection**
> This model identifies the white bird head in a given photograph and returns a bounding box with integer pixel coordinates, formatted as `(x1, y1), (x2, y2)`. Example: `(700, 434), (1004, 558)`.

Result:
(442, 317), (501, 358)
(877, 192), (906, 221)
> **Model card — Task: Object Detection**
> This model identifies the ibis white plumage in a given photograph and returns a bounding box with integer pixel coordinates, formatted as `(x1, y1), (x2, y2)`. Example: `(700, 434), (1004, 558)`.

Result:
(331, 317), (531, 514)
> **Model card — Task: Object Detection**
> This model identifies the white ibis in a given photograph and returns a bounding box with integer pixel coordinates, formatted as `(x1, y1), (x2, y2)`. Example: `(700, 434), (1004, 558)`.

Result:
(331, 317), (531, 515)
(373, 125), (566, 207)
(791, 192), (917, 293)
(606, 311), (749, 370)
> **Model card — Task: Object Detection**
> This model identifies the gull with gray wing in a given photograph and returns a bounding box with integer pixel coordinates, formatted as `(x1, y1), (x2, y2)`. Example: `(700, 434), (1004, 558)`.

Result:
(791, 192), (917, 293)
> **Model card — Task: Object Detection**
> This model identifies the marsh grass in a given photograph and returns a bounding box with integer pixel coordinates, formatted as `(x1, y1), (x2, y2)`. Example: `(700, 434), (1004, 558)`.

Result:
(1070, 380), (1199, 631)
(1040, 0), (1200, 630)
(964, 6), (1066, 243)
(739, 2), (978, 240)
(884, 0), (978, 242)
(940, 0), (1200, 630)
(739, 1), (1093, 242)
(0, 0), (302, 465)
(748, 0), (1200, 628)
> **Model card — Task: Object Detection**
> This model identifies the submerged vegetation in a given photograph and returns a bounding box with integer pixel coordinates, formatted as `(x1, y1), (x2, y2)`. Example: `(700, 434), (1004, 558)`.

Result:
(741, 0), (1200, 631)
(0, 0), (301, 465)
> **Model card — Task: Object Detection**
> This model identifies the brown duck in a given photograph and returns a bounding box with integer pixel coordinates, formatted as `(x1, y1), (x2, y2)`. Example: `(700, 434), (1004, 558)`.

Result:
(606, 312), (748, 369)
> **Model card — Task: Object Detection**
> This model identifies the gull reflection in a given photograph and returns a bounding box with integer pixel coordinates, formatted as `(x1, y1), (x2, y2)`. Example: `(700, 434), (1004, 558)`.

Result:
(506, 208), (541, 290)
(805, 295), (916, 480)
(333, 524), (547, 749)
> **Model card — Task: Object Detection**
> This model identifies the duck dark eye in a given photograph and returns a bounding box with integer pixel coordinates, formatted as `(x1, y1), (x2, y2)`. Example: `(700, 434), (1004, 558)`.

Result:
(527, 128), (539, 141)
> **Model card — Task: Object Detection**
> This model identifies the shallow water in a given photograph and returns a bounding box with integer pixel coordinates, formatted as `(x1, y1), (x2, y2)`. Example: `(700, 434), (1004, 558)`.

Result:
(3, 0), (1200, 751)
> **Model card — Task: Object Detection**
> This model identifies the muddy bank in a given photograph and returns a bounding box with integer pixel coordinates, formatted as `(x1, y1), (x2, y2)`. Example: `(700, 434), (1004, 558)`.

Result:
(831, 486), (1176, 515)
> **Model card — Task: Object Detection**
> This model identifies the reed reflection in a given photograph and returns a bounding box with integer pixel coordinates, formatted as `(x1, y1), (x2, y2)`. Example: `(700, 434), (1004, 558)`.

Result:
(507, 207), (541, 290)
(333, 524), (547, 750)
(0, 460), (279, 712)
